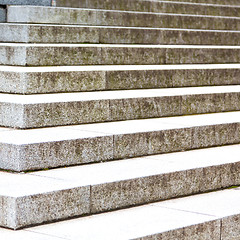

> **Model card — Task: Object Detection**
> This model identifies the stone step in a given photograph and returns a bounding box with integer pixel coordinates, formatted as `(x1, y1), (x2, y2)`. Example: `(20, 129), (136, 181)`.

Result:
(2, 187), (239, 239)
(2, 64), (240, 94)
(0, 0), (53, 6)
(3, 44), (240, 66)
(1, 86), (240, 128)
(1, 111), (240, 171)
(4, 24), (240, 45)
(0, 144), (240, 229)
(156, 0), (240, 5)
(6, 6), (240, 31)
(55, 0), (240, 18)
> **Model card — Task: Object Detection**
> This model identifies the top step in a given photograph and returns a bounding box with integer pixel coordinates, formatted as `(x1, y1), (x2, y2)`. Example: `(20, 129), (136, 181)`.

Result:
(0, 0), (53, 6)
(55, 0), (240, 17)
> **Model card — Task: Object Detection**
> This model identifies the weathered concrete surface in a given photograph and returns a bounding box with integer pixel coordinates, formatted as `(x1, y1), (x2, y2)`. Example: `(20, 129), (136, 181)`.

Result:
(3, 24), (240, 45)
(153, 0), (240, 5)
(0, 0), (52, 5)
(0, 7), (6, 22)
(1, 64), (240, 94)
(0, 145), (240, 229)
(7, 6), (240, 31)
(0, 86), (239, 128)
(3, 44), (240, 66)
(2, 187), (240, 239)
(56, 0), (240, 17)
(0, 111), (240, 171)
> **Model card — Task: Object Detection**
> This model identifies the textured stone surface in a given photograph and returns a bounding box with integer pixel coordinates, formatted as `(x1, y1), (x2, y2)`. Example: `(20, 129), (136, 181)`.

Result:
(2, 65), (240, 94)
(1, 147), (240, 229)
(0, 86), (240, 128)
(0, 112), (239, 171)
(0, 172), (90, 229)
(152, 0), (240, 5)
(0, 0), (52, 5)
(4, 24), (240, 45)
(3, 44), (240, 66)
(0, 205), (220, 239)
(0, 128), (113, 171)
(7, 6), (240, 31)
(56, 0), (240, 17)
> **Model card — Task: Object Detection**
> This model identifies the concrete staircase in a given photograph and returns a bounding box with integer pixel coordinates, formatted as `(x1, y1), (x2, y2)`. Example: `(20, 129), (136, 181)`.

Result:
(1, 0), (240, 239)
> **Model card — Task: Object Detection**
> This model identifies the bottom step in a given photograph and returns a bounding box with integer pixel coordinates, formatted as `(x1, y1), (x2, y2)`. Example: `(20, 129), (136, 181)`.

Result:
(1, 187), (240, 239)
(0, 144), (240, 230)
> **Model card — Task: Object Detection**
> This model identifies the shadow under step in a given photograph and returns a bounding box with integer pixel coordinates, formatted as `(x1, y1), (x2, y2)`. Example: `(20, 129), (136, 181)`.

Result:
(1, 111), (240, 171)
(0, 144), (240, 230)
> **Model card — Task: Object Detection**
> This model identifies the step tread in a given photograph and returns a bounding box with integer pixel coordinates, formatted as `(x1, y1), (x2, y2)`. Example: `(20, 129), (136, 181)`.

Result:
(5, 187), (239, 239)
(30, 144), (240, 189)
(1, 111), (239, 144)
(5, 22), (240, 32)
(7, 5), (240, 31)
(3, 63), (240, 72)
(0, 143), (239, 229)
(1, 85), (240, 104)
(8, 5), (240, 19)
(3, 42), (240, 48)
(0, 144), (237, 196)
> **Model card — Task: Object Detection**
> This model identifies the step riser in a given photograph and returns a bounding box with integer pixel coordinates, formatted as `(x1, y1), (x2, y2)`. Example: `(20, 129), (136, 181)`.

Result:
(1, 92), (240, 128)
(3, 24), (240, 46)
(1, 160), (239, 229)
(1, 122), (239, 171)
(6, 6), (240, 31)
(56, 0), (240, 17)
(2, 67), (240, 94)
(3, 45), (240, 66)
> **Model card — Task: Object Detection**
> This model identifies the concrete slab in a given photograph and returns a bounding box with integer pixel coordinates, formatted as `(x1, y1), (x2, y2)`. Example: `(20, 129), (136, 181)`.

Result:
(156, 0), (240, 5)
(0, 144), (240, 229)
(4, 24), (240, 45)
(1, 64), (240, 94)
(56, 0), (240, 18)
(3, 44), (240, 66)
(0, 0), (52, 6)
(6, 6), (240, 31)
(0, 85), (239, 128)
(0, 111), (240, 171)
(17, 187), (240, 239)
(2, 187), (239, 238)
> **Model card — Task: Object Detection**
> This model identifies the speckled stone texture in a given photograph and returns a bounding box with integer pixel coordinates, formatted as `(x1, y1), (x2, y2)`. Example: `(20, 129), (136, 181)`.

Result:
(4, 24), (240, 45)
(152, 0), (240, 4)
(56, 0), (240, 17)
(7, 6), (240, 31)
(3, 44), (240, 66)
(1, 65), (240, 94)
(0, 86), (240, 128)
(0, 112), (240, 171)
(0, 145), (240, 229)
(0, 0), (52, 5)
